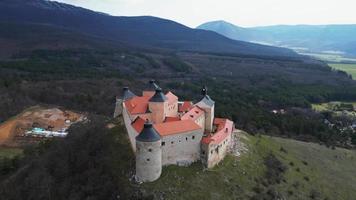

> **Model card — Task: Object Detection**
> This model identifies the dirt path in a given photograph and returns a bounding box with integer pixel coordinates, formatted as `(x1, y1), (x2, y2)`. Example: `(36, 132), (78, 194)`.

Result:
(0, 120), (16, 144)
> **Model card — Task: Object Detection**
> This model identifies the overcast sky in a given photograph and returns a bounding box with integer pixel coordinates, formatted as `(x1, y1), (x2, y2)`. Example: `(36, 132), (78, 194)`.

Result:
(55, 0), (356, 28)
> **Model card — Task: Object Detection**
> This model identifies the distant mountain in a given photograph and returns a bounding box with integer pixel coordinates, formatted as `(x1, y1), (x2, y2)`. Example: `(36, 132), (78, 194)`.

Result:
(0, 0), (298, 57)
(198, 21), (356, 56)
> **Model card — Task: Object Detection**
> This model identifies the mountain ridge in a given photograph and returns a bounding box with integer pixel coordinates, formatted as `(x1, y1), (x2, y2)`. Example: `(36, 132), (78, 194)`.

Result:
(0, 0), (298, 57)
(197, 21), (356, 56)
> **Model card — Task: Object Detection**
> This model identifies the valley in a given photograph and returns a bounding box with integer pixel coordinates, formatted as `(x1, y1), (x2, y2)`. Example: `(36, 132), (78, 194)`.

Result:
(0, 0), (356, 199)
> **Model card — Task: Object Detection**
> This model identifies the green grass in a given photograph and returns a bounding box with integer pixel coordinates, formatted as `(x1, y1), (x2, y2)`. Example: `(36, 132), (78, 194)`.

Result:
(0, 147), (22, 158)
(142, 133), (356, 200)
(329, 63), (356, 79)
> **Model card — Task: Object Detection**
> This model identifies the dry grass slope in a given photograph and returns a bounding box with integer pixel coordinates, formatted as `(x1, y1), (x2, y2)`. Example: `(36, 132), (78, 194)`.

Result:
(141, 132), (356, 200)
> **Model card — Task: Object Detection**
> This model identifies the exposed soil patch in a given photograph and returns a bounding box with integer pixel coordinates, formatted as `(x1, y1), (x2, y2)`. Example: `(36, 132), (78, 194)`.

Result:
(0, 106), (84, 147)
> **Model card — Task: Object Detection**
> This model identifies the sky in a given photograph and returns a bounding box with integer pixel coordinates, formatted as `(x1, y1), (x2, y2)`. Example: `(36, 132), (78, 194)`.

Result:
(54, 0), (356, 28)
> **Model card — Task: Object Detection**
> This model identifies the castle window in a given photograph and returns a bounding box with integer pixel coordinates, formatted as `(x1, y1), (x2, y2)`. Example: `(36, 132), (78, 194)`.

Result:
(162, 142), (165, 146)
(148, 149), (152, 152)
(186, 137), (188, 141)
(147, 158), (150, 162)
(211, 150), (213, 154)
(192, 135), (195, 140)
(171, 141), (174, 144)
(202, 151), (205, 155)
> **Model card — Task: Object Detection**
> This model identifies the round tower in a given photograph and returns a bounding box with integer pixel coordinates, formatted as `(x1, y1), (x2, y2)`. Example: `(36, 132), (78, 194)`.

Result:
(135, 121), (162, 182)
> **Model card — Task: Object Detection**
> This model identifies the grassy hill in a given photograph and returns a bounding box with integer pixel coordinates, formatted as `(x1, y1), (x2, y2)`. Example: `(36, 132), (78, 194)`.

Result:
(142, 132), (356, 200)
(1, 118), (355, 199)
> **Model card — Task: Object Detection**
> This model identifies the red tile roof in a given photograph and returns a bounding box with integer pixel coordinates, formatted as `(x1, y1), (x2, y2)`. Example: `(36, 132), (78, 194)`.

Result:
(202, 118), (234, 145)
(181, 106), (204, 121)
(179, 101), (193, 112)
(164, 116), (181, 122)
(124, 96), (150, 114)
(165, 91), (178, 104)
(154, 120), (202, 136)
(131, 116), (146, 133)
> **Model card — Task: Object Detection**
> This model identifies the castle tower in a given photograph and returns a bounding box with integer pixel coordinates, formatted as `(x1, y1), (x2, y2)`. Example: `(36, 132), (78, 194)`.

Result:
(143, 80), (159, 97)
(135, 121), (162, 182)
(195, 86), (215, 132)
(148, 87), (168, 123)
(113, 87), (136, 118)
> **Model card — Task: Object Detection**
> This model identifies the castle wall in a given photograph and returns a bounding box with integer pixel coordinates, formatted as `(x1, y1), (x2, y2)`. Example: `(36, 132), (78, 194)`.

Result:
(161, 129), (204, 166)
(203, 133), (232, 168)
(136, 140), (162, 182)
(194, 113), (205, 129)
(149, 101), (168, 123)
(122, 104), (139, 152)
(113, 98), (123, 118)
(204, 105), (214, 132)
(166, 101), (178, 117)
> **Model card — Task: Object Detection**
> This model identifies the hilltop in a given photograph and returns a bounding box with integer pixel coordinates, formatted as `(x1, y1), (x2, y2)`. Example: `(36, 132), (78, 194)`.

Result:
(2, 119), (355, 200)
(0, 0), (297, 57)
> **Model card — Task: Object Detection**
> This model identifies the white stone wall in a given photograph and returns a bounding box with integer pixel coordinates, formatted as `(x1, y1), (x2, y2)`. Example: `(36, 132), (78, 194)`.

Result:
(194, 113), (205, 129)
(136, 140), (162, 182)
(166, 101), (178, 117)
(204, 132), (232, 168)
(113, 98), (123, 118)
(161, 129), (204, 166)
(122, 104), (139, 152)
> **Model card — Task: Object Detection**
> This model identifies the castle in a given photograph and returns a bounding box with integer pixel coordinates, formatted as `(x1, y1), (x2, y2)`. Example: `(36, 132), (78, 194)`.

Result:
(114, 81), (235, 182)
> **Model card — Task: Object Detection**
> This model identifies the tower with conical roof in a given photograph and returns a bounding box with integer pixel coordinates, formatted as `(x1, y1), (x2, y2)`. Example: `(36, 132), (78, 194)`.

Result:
(143, 80), (159, 97)
(135, 121), (162, 182)
(195, 86), (215, 132)
(148, 87), (168, 123)
(114, 87), (136, 118)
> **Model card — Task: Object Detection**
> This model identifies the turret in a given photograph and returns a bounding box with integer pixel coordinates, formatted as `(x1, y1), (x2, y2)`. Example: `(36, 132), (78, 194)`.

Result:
(143, 80), (159, 97)
(135, 121), (162, 182)
(122, 87), (136, 100)
(114, 87), (136, 118)
(148, 87), (168, 123)
(195, 86), (215, 132)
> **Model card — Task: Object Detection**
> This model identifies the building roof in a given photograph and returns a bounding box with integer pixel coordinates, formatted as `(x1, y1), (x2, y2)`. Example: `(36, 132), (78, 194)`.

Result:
(122, 87), (136, 101)
(181, 106), (204, 121)
(136, 122), (161, 142)
(179, 101), (193, 112)
(149, 88), (168, 102)
(154, 120), (202, 136)
(202, 118), (233, 145)
(198, 95), (215, 107)
(165, 91), (178, 104)
(197, 86), (214, 107)
(132, 116), (146, 133)
(164, 116), (181, 122)
(124, 96), (150, 114)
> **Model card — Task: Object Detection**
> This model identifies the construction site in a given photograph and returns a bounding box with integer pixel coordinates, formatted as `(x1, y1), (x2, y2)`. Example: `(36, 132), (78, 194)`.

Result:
(0, 106), (85, 147)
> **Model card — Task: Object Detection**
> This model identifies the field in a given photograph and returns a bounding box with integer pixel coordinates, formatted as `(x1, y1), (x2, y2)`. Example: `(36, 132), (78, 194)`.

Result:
(142, 132), (356, 200)
(329, 63), (356, 79)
